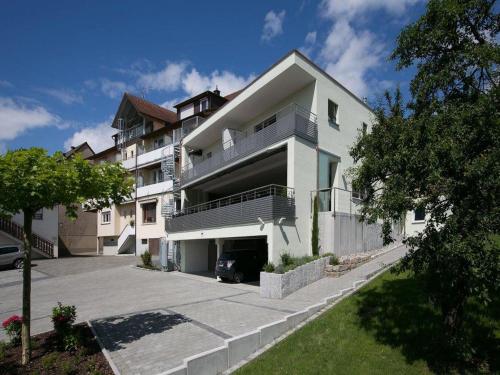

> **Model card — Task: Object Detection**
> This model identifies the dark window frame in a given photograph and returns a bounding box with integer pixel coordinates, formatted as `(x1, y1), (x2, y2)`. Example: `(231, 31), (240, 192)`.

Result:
(328, 100), (339, 125)
(142, 202), (157, 224)
(414, 207), (425, 222)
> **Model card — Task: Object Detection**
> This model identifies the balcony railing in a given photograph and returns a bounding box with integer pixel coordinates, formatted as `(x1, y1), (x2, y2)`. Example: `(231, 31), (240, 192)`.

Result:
(182, 116), (206, 137)
(165, 184), (295, 233)
(180, 103), (318, 186)
(116, 122), (145, 144)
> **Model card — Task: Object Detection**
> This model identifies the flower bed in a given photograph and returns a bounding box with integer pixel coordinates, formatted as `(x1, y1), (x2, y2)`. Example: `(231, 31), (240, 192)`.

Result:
(0, 323), (113, 375)
(260, 256), (331, 299)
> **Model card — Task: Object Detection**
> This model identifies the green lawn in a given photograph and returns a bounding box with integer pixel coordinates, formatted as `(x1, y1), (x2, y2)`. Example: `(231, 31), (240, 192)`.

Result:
(236, 270), (499, 375)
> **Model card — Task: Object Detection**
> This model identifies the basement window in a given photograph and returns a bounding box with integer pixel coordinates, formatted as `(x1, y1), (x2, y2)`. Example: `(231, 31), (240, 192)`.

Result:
(33, 209), (43, 220)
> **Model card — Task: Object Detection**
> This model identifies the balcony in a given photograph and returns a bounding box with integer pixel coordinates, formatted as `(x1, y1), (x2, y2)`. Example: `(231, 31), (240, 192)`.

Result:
(136, 144), (174, 167)
(182, 116), (206, 138)
(136, 180), (173, 198)
(181, 104), (317, 186)
(165, 184), (295, 233)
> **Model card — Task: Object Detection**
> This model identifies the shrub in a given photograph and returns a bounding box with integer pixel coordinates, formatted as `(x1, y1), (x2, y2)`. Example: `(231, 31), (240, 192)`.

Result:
(52, 302), (77, 350)
(141, 250), (152, 267)
(311, 195), (319, 256)
(0, 341), (6, 361)
(2, 315), (22, 345)
(280, 253), (293, 267)
(274, 264), (285, 274)
(322, 252), (334, 257)
(329, 254), (339, 266)
(263, 263), (275, 273)
(60, 358), (77, 375)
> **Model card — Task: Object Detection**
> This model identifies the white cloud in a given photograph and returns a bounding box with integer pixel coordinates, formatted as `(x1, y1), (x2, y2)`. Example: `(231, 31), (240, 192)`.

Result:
(0, 97), (60, 141)
(182, 69), (255, 97)
(300, 31), (317, 57)
(64, 117), (116, 153)
(100, 79), (134, 99)
(261, 10), (286, 41)
(316, 0), (421, 97)
(137, 62), (187, 91)
(36, 88), (83, 105)
(0, 80), (13, 88)
(320, 0), (421, 20)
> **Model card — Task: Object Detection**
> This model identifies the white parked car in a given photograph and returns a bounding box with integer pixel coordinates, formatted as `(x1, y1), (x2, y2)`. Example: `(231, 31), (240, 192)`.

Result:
(0, 245), (23, 269)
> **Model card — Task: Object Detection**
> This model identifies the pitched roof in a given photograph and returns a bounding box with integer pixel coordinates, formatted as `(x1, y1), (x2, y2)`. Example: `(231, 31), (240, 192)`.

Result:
(224, 90), (242, 102)
(125, 93), (177, 123)
(63, 142), (95, 158)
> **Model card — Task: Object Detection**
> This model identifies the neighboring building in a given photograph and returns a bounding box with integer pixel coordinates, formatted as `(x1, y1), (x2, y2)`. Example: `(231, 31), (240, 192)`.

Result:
(164, 50), (418, 273)
(91, 92), (238, 256)
(0, 208), (59, 259)
(58, 142), (98, 256)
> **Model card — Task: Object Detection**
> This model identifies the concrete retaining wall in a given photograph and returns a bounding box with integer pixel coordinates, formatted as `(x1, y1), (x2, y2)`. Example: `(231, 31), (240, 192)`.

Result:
(260, 257), (330, 299)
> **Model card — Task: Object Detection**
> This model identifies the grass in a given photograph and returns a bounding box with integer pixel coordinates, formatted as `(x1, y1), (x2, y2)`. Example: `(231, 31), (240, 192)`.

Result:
(236, 270), (499, 375)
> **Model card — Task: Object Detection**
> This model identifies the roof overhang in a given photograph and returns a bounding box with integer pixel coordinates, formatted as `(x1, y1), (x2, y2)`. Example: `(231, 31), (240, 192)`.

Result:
(183, 53), (316, 149)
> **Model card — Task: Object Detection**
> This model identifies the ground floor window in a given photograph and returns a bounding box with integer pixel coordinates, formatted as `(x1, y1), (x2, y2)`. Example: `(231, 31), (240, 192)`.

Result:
(414, 207), (425, 222)
(142, 202), (157, 224)
(141, 238), (148, 245)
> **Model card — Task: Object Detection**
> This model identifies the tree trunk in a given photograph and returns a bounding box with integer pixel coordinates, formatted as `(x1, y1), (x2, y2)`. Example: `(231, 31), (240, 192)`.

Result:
(21, 209), (33, 365)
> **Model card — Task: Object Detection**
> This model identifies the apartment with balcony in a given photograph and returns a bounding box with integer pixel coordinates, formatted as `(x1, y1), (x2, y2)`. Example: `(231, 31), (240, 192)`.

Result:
(164, 50), (379, 273)
(92, 91), (240, 256)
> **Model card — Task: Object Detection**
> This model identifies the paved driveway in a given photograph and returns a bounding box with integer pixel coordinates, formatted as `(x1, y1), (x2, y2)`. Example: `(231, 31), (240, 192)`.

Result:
(0, 248), (406, 374)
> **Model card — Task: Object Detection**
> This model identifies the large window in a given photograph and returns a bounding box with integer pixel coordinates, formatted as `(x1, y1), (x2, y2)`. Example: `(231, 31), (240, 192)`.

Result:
(317, 151), (338, 212)
(101, 211), (111, 224)
(153, 169), (164, 184)
(142, 202), (157, 224)
(328, 100), (339, 125)
(153, 137), (165, 149)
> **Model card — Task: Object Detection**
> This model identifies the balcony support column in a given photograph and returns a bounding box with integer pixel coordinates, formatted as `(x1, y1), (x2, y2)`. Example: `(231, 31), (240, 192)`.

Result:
(215, 238), (224, 259)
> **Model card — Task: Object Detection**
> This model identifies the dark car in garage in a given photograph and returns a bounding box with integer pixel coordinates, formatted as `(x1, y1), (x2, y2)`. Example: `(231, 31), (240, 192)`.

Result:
(216, 249), (267, 283)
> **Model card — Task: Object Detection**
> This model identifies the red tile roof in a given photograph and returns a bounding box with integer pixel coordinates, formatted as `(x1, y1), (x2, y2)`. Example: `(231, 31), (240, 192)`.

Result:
(125, 93), (177, 123)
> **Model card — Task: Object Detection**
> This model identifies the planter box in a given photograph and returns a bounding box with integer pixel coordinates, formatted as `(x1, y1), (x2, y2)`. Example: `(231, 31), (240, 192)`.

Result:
(260, 257), (330, 299)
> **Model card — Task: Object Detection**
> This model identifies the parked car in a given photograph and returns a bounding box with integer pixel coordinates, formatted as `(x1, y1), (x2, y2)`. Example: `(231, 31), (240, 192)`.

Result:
(216, 249), (267, 283)
(0, 245), (23, 269)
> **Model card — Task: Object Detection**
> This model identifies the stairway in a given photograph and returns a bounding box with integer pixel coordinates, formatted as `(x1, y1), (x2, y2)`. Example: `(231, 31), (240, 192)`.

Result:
(0, 217), (54, 258)
(161, 144), (181, 219)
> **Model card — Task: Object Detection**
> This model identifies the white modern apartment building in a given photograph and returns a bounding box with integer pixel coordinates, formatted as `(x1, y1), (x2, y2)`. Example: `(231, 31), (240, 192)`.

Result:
(165, 50), (386, 273)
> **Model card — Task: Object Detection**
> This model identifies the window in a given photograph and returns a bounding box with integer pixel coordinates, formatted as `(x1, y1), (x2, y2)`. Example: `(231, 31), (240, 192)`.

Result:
(141, 239), (148, 245)
(142, 202), (157, 224)
(153, 169), (164, 184)
(255, 115), (277, 133)
(414, 207), (425, 222)
(362, 122), (368, 135)
(33, 209), (43, 220)
(328, 100), (339, 125)
(130, 150), (134, 158)
(154, 137), (165, 149)
(200, 98), (209, 111)
(0, 246), (19, 255)
(352, 190), (363, 200)
(101, 211), (111, 224)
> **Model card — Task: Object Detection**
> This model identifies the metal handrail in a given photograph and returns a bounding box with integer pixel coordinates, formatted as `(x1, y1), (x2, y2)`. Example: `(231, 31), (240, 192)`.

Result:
(172, 184), (294, 218)
(180, 103), (318, 184)
(0, 217), (54, 258)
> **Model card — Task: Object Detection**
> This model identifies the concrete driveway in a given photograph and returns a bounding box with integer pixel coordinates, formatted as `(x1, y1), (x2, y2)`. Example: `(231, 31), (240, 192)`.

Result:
(0, 248), (407, 374)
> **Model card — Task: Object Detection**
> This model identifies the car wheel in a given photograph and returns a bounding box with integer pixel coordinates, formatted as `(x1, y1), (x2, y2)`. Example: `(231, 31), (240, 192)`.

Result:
(13, 258), (23, 269)
(233, 272), (244, 283)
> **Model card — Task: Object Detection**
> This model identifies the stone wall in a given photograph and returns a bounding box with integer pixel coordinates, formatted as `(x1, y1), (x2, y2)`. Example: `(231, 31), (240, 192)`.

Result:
(260, 257), (330, 299)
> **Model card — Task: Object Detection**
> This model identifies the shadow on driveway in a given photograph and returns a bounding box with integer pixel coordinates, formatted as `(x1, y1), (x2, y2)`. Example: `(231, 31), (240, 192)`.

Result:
(93, 311), (191, 351)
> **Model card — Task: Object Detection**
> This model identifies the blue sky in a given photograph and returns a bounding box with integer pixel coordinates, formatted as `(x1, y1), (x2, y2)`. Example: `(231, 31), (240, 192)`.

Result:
(0, 0), (426, 154)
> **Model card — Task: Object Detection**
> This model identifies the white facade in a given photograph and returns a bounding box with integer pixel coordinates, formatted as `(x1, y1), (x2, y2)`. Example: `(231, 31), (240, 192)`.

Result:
(167, 51), (379, 271)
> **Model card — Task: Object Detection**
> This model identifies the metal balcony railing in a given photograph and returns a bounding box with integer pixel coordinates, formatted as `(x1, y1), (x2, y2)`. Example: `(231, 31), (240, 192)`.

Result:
(182, 116), (206, 138)
(180, 103), (318, 186)
(165, 184), (295, 232)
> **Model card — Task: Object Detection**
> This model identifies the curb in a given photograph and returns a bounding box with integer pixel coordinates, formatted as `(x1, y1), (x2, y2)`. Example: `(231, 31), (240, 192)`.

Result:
(87, 320), (121, 375)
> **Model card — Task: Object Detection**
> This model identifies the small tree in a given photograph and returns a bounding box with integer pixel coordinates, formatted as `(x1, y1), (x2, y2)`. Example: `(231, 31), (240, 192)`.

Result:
(0, 148), (133, 364)
(311, 195), (319, 256)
